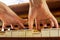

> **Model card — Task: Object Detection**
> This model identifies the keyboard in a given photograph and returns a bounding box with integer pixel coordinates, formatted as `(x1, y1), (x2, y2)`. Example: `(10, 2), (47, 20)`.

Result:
(0, 28), (59, 37)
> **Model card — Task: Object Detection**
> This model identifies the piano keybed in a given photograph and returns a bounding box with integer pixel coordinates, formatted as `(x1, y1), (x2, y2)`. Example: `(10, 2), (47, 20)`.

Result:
(0, 28), (60, 37)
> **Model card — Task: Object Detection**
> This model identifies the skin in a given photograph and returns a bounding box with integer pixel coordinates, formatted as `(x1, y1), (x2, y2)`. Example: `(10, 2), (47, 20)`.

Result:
(28, 0), (59, 30)
(0, 2), (27, 31)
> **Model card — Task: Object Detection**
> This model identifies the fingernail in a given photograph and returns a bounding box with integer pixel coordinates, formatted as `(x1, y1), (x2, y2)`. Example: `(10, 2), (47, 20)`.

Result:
(1, 28), (4, 31)
(8, 28), (10, 31)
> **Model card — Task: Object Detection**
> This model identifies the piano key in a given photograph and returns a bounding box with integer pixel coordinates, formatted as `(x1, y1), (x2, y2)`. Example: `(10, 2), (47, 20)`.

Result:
(25, 30), (33, 37)
(18, 30), (25, 37)
(0, 31), (5, 37)
(11, 30), (19, 37)
(58, 28), (60, 37)
(41, 29), (50, 37)
(32, 31), (41, 37)
(5, 30), (12, 37)
(50, 28), (59, 37)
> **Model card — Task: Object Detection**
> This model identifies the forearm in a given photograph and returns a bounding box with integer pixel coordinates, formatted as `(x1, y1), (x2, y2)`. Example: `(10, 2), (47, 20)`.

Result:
(29, 0), (46, 7)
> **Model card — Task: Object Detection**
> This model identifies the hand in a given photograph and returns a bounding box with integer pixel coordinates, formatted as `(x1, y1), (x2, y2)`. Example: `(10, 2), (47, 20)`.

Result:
(28, 0), (59, 31)
(0, 2), (27, 31)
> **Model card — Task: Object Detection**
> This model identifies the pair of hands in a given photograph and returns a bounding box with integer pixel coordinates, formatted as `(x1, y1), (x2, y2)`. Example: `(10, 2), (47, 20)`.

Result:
(0, 1), (59, 31)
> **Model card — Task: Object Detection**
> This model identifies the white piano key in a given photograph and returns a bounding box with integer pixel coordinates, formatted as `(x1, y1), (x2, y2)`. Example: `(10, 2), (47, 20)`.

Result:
(58, 28), (60, 37)
(41, 29), (50, 37)
(50, 28), (58, 37)
(5, 31), (12, 37)
(25, 30), (33, 37)
(18, 30), (25, 37)
(32, 31), (41, 37)
(11, 30), (19, 37)
(0, 31), (5, 37)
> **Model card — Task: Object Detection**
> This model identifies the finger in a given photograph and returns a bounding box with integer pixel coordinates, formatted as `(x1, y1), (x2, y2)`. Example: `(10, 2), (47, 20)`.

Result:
(35, 19), (41, 30)
(18, 22), (25, 29)
(10, 24), (14, 29)
(8, 28), (10, 31)
(51, 17), (59, 28)
(22, 19), (28, 24)
(43, 24), (47, 28)
(11, 22), (19, 29)
(1, 28), (4, 31)
(17, 25), (23, 29)
(42, 21), (47, 27)
(1, 23), (6, 31)
(49, 19), (54, 28)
